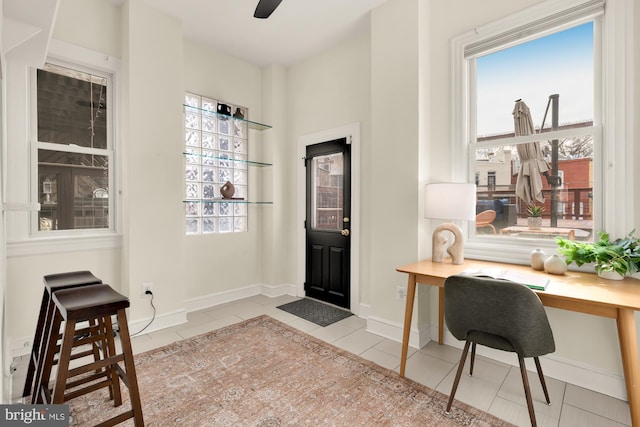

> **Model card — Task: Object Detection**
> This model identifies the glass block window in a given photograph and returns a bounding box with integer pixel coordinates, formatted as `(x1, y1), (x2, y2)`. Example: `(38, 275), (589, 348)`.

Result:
(184, 93), (248, 235)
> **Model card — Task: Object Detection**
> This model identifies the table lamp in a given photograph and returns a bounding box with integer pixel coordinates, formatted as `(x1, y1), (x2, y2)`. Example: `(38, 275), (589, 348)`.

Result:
(424, 183), (476, 264)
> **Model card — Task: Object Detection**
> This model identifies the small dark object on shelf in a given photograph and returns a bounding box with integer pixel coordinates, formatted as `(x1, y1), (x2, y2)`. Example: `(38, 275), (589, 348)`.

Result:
(220, 181), (236, 199)
(233, 108), (244, 119)
(217, 103), (231, 116)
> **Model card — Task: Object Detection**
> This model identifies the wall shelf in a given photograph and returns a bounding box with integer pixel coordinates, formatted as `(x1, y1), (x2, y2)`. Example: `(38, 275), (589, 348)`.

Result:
(183, 152), (272, 168)
(183, 104), (272, 131)
(183, 199), (273, 205)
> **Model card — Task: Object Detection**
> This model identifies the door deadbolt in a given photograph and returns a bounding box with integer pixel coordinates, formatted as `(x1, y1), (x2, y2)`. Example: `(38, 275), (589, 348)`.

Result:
(343, 217), (350, 223)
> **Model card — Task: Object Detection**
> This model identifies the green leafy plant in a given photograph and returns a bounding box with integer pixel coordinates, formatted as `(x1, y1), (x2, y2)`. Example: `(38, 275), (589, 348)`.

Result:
(527, 204), (544, 217)
(556, 230), (639, 277)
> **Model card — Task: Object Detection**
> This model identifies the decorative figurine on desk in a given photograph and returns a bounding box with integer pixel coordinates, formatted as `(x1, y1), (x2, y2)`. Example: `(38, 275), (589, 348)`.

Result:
(424, 183), (476, 265)
(432, 224), (465, 264)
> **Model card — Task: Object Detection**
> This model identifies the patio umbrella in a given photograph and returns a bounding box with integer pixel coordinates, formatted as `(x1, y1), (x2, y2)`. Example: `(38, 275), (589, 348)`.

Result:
(513, 99), (549, 205)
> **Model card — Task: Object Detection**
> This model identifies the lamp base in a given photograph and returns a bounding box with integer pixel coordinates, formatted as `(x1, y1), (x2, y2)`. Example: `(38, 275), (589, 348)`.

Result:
(432, 222), (465, 265)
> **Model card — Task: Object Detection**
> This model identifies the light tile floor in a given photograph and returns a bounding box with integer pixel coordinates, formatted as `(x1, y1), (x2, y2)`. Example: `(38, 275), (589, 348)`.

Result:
(12, 294), (631, 426)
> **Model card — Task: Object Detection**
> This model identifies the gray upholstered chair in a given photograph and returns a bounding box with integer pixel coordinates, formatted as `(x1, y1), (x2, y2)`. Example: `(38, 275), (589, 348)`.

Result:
(443, 274), (555, 427)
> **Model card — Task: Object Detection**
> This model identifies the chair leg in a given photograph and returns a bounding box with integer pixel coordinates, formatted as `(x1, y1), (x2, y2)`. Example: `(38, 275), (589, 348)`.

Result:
(518, 355), (538, 427)
(469, 342), (476, 376)
(534, 356), (551, 405)
(446, 341), (471, 414)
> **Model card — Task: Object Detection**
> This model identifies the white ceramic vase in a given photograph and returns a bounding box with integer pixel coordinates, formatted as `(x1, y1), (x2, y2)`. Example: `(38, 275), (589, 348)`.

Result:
(598, 270), (624, 280)
(530, 249), (546, 271)
(544, 255), (567, 275)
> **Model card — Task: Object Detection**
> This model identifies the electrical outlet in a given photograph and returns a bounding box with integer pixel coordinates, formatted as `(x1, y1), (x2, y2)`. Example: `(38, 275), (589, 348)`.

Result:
(142, 283), (154, 297)
(396, 285), (407, 300)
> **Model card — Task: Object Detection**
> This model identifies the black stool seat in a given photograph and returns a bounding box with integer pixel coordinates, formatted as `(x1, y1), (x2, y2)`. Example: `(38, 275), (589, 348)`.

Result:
(36, 284), (144, 426)
(24, 271), (103, 398)
(44, 271), (102, 291)
(53, 284), (130, 321)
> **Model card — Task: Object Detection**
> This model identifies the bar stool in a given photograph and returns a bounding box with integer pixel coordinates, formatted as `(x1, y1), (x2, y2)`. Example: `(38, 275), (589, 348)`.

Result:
(35, 284), (144, 426)
(23, 271), (103, 399)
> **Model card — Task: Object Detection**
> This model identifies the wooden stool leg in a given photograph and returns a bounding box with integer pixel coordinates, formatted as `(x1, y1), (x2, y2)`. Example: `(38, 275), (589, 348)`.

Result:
(23, 291), (49, 397)
(52, 319), (77, 404)
(102, 315), (123, 406)
(30, 293), (60, 402)
(33, 308), (63, 404)
(116, 309), (144, 426)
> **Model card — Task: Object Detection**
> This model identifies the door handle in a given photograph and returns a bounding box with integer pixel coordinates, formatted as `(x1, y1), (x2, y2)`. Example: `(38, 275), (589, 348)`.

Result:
(341, 229), (350, 236)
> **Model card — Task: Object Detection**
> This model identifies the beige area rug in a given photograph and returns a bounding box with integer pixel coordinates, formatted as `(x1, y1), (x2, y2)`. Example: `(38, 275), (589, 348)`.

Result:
(68, 315), (514, 426)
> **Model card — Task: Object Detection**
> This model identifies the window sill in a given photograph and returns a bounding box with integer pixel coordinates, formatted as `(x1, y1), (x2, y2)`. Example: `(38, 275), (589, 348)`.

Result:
(465, 234), (560, 265)
(7, 233), (123, 257)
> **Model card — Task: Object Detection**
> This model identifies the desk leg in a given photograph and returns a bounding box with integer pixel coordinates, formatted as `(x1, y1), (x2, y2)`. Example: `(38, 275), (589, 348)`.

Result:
(616, 308), (640, 427)
(399, 274), (417, 378)
(438, 287), (444, 345)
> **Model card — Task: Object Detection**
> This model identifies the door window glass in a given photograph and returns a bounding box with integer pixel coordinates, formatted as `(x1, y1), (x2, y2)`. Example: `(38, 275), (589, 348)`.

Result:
(311, 153), (343, 230)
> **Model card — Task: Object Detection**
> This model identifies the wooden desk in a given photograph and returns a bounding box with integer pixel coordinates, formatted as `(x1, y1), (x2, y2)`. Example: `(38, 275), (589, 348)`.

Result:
(500, 226), (575, 240)
(396, 258), (640, 426)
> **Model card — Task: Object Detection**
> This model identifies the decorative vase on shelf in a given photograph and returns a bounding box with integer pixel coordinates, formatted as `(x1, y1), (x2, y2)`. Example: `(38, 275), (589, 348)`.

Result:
(544, 255), (567, 275)
(530, 249), (546, 271)
(220, 181), (235, 199)
(598, 270), (625, 280)
(233, 108), (244, 119)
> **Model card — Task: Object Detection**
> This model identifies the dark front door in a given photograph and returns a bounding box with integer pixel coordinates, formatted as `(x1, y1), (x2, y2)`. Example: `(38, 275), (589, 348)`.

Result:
(305, 138), (351, 308)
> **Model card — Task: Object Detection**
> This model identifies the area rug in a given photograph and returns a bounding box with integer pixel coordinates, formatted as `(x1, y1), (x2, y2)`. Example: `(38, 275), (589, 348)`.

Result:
(67, 315), (514, 426)
(276, 298), (353, 326)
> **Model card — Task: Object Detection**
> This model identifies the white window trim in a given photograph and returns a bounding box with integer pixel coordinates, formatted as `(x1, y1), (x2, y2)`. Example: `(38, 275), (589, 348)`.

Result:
(450, 0), (635, 265)
(6, 40), (122, 256)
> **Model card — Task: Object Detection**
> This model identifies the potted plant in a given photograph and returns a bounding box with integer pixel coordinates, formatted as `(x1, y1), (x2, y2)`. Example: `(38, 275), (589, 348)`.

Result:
(526, 204), (544, 230)
(556, 230), (639, 280)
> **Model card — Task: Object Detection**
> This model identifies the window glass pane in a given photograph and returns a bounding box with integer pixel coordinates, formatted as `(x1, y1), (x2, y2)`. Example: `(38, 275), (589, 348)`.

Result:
(38, 150), (109, 231)
(311, 153), (344, 231)
(476, 22), (593, 137)
(473, 136), (593, 240)
(37, 64), (108, 149)
(472, 19), (596, 246)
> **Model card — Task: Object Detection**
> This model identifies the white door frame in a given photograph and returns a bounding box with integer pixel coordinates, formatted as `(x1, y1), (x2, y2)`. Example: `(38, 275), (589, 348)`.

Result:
(297, 123), (361, 315)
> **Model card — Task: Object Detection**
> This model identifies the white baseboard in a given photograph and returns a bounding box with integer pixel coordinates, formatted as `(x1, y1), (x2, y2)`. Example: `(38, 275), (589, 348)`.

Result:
(16, 284), (622, 402)
(183, 283), (297, 313)
(127, 308), (188, 337)
(366, 315), (431, 349)
(368, 316), (627, 402)
(11, 282), (299, 358)
(10, 308), (189, 359)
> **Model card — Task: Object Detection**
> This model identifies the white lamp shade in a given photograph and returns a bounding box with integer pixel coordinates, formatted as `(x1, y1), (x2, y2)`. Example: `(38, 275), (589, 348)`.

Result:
(424, 183), (476, 221)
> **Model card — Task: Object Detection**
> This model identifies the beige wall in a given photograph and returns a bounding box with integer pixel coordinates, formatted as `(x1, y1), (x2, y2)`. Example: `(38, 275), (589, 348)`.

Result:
(120, 0), (186, 322)
(182, 41), (266, 299)
(54, 0), (122, 58)
(287, 29), (372, 302)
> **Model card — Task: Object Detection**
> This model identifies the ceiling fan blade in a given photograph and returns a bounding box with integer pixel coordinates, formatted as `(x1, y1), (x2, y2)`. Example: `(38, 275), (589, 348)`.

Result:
(254, 0), (283, 19)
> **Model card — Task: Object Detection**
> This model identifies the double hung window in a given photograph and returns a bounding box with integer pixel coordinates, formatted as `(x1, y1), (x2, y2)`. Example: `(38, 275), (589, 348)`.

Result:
(451, 0), (617, 261)
(33, 62), (113, 233)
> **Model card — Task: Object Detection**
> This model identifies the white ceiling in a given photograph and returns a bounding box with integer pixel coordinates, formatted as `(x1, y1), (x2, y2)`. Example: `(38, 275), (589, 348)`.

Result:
(140, 0), (389, 67)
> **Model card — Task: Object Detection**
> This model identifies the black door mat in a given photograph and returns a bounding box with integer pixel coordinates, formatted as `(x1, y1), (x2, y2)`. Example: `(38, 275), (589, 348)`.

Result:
(277, 298), (353, 327)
